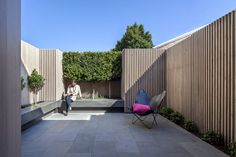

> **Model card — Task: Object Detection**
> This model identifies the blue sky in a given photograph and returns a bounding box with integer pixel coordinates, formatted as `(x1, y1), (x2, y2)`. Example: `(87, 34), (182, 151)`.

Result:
(22, 0), (236, 52)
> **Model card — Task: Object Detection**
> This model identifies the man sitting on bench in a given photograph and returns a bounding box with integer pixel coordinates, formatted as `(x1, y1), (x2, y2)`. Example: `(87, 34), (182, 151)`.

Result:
(64, 80), (82, 115)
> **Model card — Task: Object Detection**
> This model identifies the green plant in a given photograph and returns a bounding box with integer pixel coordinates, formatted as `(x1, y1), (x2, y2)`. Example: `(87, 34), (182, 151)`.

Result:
(169, 112), (185, 126)
(21, 76), (26, 90)
(113, 23), (153, 51)
(201, 131), (224, 147)
(159, 107), (174, 119)
(28, 69), (45, 104)
(184, 120), (199, 133)
(63, 51), (122, 81)
(228, 142), (236, 157)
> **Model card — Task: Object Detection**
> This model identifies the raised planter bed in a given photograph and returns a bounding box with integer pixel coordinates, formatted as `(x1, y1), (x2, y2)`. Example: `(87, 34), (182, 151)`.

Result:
(59, 99), (124, 112)
(21, 99), (124, 129)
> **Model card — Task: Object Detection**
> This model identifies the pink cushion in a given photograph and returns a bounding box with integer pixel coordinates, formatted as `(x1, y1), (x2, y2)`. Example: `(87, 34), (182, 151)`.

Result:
(132, 103), (151, 114)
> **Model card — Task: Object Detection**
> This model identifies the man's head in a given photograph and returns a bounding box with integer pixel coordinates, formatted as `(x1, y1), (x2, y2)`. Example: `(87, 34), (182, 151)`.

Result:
(71, 80), (77, 87)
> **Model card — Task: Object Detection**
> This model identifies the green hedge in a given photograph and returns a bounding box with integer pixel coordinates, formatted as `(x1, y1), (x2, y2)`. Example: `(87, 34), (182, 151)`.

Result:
(63, 51), (122, 81)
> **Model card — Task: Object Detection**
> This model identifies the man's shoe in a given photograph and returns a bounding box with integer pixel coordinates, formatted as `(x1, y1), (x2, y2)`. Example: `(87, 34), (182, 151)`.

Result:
(63, 110), (68, 116)
(69, 106), (72, 111)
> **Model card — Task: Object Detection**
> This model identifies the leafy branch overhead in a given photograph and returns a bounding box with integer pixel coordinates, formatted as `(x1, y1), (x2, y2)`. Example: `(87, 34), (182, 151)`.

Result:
(63, 51), (122, 81)
(113, 23), (154, 51)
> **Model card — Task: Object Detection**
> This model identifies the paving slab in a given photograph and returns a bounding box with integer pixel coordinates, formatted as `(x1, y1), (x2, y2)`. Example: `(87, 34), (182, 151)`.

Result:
(22, 111), (229, 157)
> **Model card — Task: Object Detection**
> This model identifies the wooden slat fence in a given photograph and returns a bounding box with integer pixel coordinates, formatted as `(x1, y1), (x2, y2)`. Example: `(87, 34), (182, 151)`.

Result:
(121, 48), (166, 112)
(21, 42), (64, 104)
(166, 10), (236, 143)
(121, 10), (236, 144)
(39, 49), (64, 101)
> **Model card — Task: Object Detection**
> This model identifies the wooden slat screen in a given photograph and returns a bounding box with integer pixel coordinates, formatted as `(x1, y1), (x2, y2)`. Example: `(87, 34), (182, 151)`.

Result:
(121, 10), (236, 143)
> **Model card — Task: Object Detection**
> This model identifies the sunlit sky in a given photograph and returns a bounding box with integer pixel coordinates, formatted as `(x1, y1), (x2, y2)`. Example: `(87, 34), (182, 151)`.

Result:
(22, 0), (236, 52)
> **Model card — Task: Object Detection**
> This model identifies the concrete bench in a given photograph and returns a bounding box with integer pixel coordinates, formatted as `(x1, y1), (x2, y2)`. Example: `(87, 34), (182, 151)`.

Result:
(21, 101), (61, 129)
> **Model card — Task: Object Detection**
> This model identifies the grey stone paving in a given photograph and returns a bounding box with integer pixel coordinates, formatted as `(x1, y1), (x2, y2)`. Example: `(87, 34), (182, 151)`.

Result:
(22, 111), (229, 157)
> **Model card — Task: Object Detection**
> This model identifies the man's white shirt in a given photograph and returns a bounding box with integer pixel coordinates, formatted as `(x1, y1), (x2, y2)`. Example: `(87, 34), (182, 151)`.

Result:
(67, 84), (82, 101)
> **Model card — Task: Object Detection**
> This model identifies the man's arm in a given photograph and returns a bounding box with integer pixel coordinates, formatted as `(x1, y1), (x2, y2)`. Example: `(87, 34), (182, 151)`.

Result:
(64, 86), (72, 96)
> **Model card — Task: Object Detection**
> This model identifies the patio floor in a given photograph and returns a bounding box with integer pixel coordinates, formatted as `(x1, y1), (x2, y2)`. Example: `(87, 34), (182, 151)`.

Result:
(22, 111), (228, 157)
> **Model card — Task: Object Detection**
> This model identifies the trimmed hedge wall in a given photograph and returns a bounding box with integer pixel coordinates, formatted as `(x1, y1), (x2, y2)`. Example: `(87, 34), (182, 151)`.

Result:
(63, 51), (122, 81)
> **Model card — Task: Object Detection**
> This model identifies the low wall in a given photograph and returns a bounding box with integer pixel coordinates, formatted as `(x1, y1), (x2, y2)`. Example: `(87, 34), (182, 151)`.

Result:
(64, 81), (121, 99)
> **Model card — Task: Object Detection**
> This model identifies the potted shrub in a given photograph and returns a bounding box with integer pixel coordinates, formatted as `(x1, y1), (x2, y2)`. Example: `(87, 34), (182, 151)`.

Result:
(28, 69), (45, 104)
(21, 76), (26, 90)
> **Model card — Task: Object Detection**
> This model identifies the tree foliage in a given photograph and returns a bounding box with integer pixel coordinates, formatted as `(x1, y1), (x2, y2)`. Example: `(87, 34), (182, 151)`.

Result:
(63, 51), (122, 81)
(28, 69), (45, 94)
(28, 69), (46, 104)
(113, 23), (154, 51)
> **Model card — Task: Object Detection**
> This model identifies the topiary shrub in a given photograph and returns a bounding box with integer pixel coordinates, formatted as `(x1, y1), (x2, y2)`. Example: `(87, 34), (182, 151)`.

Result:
(160, 107), (174, 119)
(28, 69), (46, 104)
(228, 142), (236, 157)
(184, 120), (199, 133)
(169, 112), (185, 126)
(201, 131), (224, 147)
